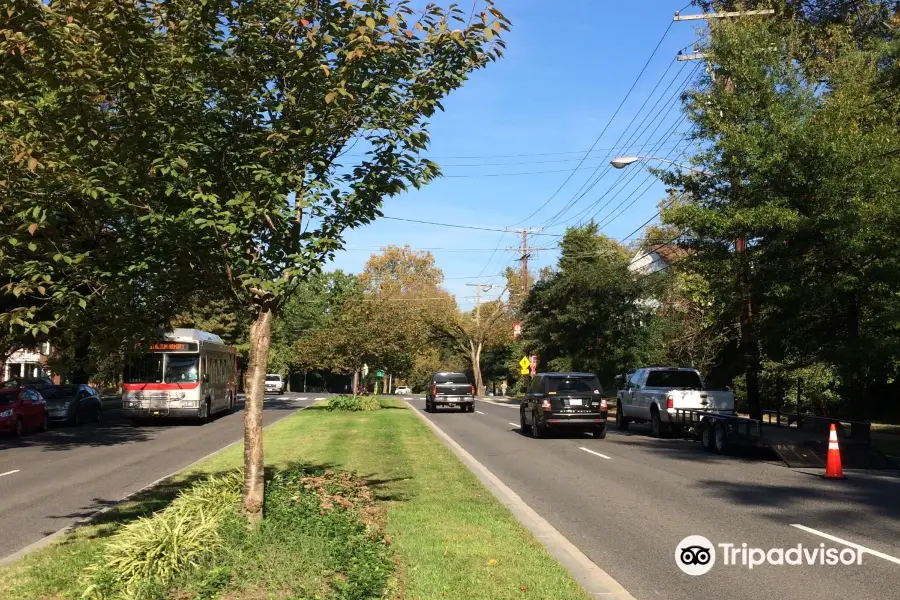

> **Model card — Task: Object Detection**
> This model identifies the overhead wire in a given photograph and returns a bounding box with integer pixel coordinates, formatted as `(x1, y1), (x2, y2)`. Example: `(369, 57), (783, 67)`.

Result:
(539, 59), (687, 228)
(379, 216), (558, 236)
(508, 17), (678, 226)
(542, 62), (702, 230)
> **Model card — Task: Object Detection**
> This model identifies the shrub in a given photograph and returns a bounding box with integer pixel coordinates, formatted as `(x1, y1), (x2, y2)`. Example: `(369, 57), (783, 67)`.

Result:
(326, 395), (382, 412)
(81, 471), (242, 599)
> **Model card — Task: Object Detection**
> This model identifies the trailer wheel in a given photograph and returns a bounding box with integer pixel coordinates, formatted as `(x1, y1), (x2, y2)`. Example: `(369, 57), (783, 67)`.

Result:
(701, 421), (715, 452)
(713, 421), (727, 454)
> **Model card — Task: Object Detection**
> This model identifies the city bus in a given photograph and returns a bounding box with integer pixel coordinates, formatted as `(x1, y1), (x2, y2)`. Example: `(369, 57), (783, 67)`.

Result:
(122, 328), (238, 424)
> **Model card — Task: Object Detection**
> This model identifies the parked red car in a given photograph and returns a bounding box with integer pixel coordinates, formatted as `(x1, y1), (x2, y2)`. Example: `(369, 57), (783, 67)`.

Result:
(0, 387), (49, 437)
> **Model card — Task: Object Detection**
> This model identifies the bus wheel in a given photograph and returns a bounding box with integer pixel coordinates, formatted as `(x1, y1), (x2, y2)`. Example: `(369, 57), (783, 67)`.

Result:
(203, 400), (212, 423)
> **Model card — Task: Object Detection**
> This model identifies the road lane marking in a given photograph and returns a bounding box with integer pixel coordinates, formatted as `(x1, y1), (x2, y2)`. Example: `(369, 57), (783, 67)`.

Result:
(508, 422), (519, 428)
(0, 403), (312, 567)
(314, 397), (326, 401)
(791, 524), (900, 566)
(0, 470), (21, 478)
(476, 410), (485, 414)
(579, 447), (612, 460)
(479, 398), (518, 409)
(404, 397), (413, 400)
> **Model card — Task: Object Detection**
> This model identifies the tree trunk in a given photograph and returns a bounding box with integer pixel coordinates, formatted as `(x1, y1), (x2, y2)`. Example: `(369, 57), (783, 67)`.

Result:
(70, 332), (92, 385)
(470, 341), (485, 396)
(352, 370), (359, 396)
(242, 302), (275, 522)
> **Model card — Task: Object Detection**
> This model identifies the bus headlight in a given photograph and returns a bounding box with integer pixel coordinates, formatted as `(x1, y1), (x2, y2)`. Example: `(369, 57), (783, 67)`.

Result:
(180, 399), (198, 408)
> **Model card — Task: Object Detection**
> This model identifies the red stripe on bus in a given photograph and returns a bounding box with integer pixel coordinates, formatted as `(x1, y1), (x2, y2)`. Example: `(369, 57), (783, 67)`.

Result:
(122, 383), (201, 391)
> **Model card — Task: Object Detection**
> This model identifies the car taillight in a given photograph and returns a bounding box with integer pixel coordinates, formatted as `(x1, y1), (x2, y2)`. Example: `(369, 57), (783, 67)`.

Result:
(471, 385), (475, 396)
(431, 385), (437, 396)
(666, 395), (674, 409)
(541, 398), (551, 410)
(600, 399), (607, 410)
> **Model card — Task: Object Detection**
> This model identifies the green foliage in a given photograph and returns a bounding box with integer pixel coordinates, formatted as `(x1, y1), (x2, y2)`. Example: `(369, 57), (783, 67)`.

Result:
(326, 394), (382, 412)
(522, 223), (650, 387)
(76, 466), (392, 600)
(660, 5), (900, 417)
(81, 472), (243, 599)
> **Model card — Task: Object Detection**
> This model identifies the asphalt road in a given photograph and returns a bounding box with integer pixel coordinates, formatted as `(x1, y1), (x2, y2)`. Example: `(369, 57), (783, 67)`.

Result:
(414, 398), (900, 600)
(0, 392), (324, 561)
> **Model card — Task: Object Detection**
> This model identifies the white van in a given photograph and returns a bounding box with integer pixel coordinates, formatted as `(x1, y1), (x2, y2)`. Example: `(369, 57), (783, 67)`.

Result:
(265, 374), (285, 394)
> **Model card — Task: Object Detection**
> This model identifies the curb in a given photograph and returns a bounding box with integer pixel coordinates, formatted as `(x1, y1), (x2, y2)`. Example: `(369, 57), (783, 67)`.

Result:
(0, 404), (308, 567)
(405, 400), (636, 600)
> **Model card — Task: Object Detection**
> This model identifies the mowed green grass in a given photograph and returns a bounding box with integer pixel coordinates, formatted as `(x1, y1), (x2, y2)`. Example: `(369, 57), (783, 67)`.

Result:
(1, 399), (591, 600)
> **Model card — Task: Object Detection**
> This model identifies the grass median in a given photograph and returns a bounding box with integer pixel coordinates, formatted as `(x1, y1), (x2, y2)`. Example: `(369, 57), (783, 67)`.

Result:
(1, 398), (592, 600)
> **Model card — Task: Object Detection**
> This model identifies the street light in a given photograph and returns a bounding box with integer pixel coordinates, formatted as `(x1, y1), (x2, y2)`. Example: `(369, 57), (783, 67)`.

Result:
(610, 155), (709, 174)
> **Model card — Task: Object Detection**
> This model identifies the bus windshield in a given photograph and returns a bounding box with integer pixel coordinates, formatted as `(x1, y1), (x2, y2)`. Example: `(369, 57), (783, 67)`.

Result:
(124, 354), (164, 384)
(165, 356), (200, 383)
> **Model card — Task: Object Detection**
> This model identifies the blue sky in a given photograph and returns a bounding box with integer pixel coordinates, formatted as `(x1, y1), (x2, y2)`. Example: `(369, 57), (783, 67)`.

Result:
(328, 1), (705, 308)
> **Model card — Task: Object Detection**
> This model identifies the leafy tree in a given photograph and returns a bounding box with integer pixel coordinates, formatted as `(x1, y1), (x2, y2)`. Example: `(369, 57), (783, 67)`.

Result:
(268, 270), (360, 377)
(521, 224), (649, 389)
(662, 5), (900, 418)
(293, 246), (455, 388)
(0, 0), (509, 519)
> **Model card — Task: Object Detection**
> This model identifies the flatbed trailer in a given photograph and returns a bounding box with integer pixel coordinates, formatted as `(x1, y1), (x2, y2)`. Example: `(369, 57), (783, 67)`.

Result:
(670, 408), (896, 469)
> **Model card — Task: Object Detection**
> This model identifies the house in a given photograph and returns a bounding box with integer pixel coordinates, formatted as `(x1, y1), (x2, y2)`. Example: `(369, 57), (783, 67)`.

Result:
(627, 242), (688, 277)
(1, 343), (54, 383)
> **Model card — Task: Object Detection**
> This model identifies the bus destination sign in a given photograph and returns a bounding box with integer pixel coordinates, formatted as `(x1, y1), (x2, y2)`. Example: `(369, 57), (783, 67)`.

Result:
(145, 342), (199, 353)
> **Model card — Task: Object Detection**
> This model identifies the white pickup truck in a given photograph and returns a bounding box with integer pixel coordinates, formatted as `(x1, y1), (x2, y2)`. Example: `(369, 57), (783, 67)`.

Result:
(615, 367), (734, 437)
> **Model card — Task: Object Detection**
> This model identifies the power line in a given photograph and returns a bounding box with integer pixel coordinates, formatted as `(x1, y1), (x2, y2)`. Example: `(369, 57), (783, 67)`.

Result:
(435, 142), (684, 166)
(543, 64), (701, 230)
(509, 17), (677, 226)
(380, 216), (558, 236)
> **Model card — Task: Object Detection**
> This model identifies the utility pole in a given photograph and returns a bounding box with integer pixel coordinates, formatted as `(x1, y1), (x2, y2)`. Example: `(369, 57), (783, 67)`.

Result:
(504, 228), (546, 297)
(465, 282), (497, 325)
(674, 6), (773, 421)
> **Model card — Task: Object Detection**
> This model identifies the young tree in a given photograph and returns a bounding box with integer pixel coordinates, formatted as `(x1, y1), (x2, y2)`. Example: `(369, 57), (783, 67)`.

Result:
(0, 0), (509, 519)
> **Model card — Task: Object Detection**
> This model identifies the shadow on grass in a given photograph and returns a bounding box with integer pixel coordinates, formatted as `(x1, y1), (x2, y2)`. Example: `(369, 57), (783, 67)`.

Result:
(48, 460), (415, 543)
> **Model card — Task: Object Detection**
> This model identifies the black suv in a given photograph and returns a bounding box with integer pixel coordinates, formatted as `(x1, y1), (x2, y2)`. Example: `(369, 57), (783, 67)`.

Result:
(520, 372), (607, 438)
(425, 372), (475, 413)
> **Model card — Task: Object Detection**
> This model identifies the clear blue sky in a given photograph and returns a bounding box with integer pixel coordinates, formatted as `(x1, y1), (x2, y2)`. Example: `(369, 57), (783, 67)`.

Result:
(328, 1), (704, 308)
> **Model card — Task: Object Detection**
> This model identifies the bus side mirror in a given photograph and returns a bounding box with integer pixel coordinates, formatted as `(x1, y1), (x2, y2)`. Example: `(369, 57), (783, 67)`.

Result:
(202, 374), (210, 383)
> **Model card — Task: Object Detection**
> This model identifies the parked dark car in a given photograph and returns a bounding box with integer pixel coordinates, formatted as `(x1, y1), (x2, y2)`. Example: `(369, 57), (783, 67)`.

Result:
(0, 387), (49, 437)
(425, 372), (475, 413)
(39, 384), (104, 425)
(520, 373), (608, 438)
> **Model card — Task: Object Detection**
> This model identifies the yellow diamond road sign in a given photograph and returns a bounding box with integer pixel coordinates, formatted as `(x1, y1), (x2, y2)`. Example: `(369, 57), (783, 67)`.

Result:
(519, 356), (531, 375)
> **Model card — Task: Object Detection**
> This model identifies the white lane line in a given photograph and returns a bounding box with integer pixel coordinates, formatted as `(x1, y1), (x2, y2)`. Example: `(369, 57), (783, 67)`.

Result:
(404, 397), (413, 400)
(479, 398), (518, 409)
(419, 397), (426, 400)
(314, 397), (326, 401)
(476, 410), (485, 415)
(791, 524), (900, 566)
(0, 470), (21, 478)
(509, 422), (519, 428)
(579, 447), (612, 460)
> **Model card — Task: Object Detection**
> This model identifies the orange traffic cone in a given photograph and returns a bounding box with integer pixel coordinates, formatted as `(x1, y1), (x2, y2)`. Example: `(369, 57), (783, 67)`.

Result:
(825, 423), (845, 479)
